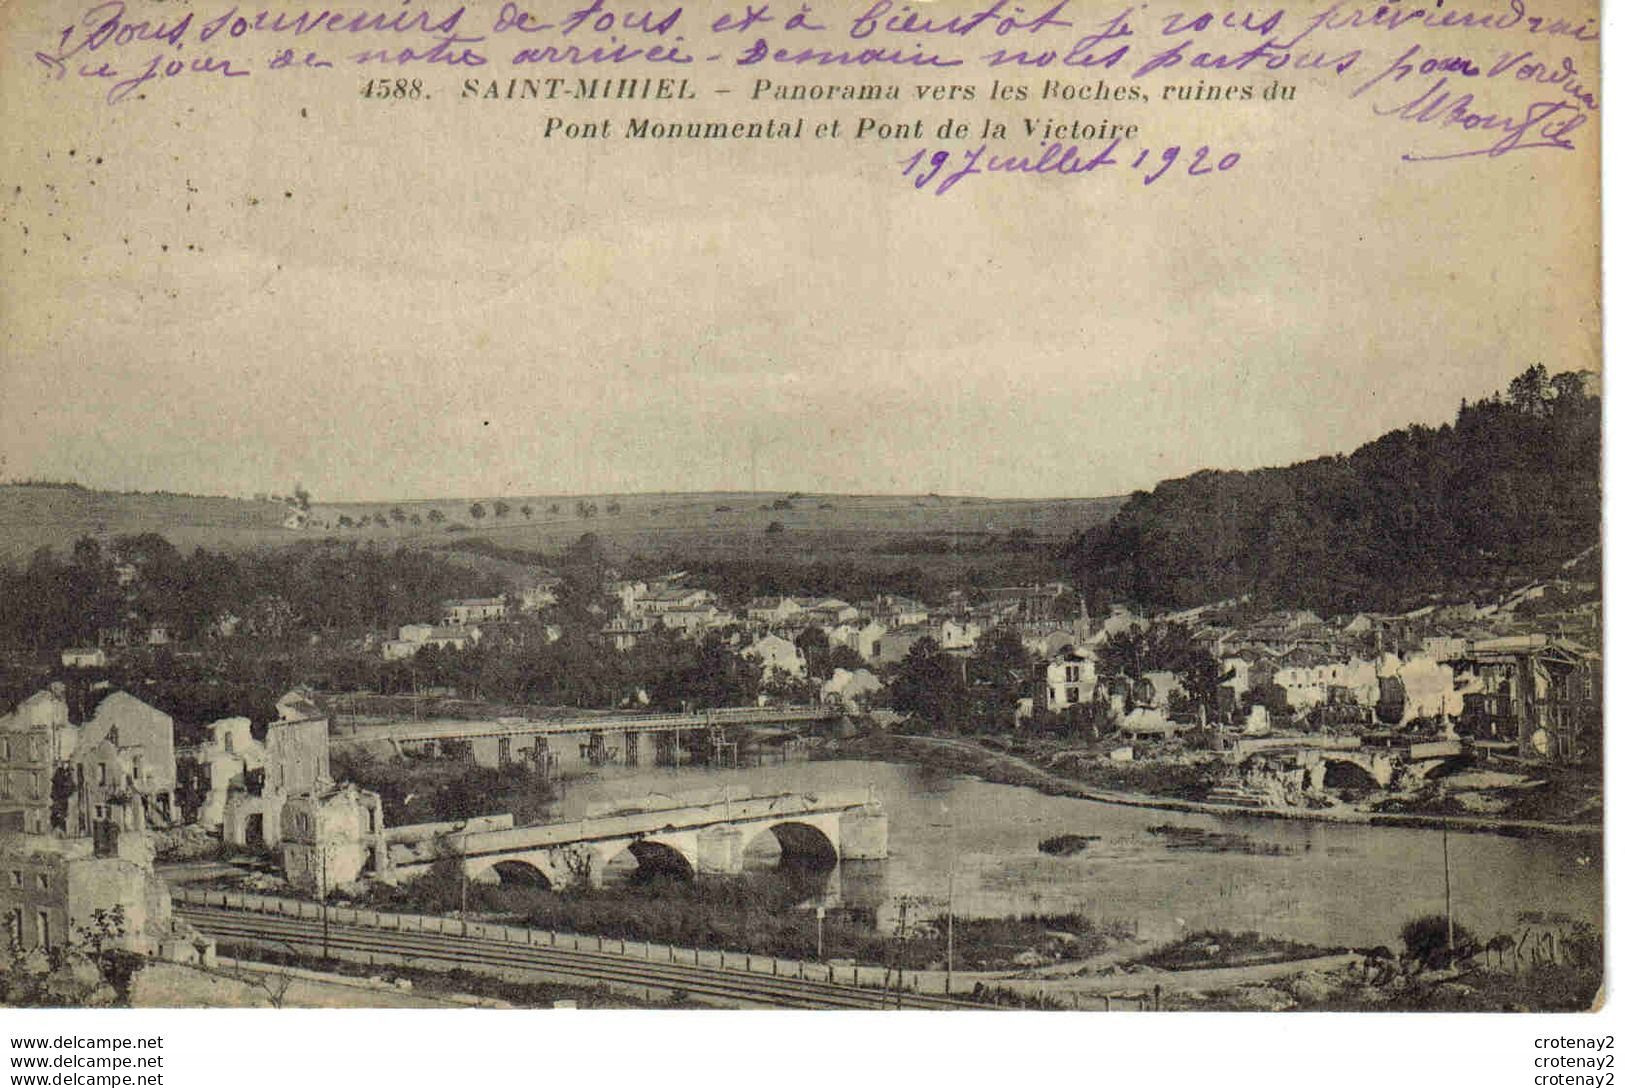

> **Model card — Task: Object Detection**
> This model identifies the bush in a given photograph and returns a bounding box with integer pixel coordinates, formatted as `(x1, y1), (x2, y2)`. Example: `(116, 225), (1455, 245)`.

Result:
(1399, 915), (1478, 971)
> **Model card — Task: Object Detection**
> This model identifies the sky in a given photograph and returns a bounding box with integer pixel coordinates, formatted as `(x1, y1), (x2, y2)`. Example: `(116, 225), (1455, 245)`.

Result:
(0, 0), (1600, 502)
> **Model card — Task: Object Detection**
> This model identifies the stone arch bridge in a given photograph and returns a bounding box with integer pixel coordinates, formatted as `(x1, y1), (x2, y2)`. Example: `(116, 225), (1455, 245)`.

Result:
(390, 789), (887, 889)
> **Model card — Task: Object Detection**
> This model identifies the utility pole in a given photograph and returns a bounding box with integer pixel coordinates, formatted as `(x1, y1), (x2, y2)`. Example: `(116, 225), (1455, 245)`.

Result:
(946, 865), (955, 996)
(320, 846), (330, 962)
(931, 807), (957, 995)
(882, 897), (911, 1009)
(460, 850), (470, 938)
(1442, 815), (1454, 958)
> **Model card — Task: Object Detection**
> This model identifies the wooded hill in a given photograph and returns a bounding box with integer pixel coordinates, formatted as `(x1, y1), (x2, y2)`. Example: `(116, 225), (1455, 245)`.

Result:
(1067, 367), (1601, 614)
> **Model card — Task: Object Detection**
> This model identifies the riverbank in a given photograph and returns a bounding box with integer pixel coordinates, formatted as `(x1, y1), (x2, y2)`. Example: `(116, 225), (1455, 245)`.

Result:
(198, 862), (1136, 974)
(819, 733), (1603, 839)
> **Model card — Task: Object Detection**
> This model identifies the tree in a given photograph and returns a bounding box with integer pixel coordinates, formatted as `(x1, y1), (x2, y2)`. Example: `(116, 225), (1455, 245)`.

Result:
(390, 507), (406, 525)
(606, 500), (622, 515)
(1069, 367), (1601, 615)
(2, 906), (133, 1008)
(828, 645), (867, 673)
(494, 501), (511, 519)
(520, 504), (533, 520)
(469, 502), (486, 522)
(886, 637), (969, 733)
(548, 503), (561, 515)
(964, 627), (1031, 730)
(427, 508), (446, 524)
(1508, 364), (1552, 416)
(1400, 914), (1479, 971)
(291, 483), (311, 511)
(766, 521), (786, 535)
(795, 625), (833, 678)
(556, 533), (612, 619)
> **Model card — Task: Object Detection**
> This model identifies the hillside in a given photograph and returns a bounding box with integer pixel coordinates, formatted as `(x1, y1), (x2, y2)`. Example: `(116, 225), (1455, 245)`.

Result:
(0, 484), (1125, 569)
(1067, 367), (1601, 614)
(0, 484), (293, 562)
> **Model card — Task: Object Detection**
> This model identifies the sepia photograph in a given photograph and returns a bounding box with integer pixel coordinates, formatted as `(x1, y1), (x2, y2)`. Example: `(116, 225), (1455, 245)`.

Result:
(0, 0), (1606, 1046)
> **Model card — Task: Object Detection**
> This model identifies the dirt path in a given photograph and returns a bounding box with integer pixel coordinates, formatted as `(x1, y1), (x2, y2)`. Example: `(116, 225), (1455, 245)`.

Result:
(983, 952), (1364, 997)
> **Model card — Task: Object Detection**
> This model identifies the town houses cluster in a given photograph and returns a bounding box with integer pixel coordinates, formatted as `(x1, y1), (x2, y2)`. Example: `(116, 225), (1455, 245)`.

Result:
(0, 685), (394, 964)
(1038, 586), (1597, 760)
(361, 564), (1600, 764)
(6, 541), (1599, 984)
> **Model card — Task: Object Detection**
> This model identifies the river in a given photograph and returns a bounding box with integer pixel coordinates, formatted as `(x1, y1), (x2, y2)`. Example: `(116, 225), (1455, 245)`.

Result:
(541, 757), (1602, 950)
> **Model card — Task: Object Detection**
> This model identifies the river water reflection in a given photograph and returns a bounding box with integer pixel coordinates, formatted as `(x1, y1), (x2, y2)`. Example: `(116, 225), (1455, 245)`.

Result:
(546, 758), (1602, 949)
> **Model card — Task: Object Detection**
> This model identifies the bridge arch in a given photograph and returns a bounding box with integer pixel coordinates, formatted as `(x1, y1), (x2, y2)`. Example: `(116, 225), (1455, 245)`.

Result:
(493, 859), (553, 887)
(469, 858), (553, 888)
(743, 821), (839, 871)
(604, 838), (696, 883)
(1419, 754), (1473, 780)
(1321, 756), (1381, 791)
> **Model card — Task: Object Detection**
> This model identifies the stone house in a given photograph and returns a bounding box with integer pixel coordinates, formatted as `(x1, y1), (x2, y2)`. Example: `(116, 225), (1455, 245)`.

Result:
(937, 618), (983, 652)
(280, 782), (389, 896)
(1, 796), (213, 965)
(1041, 649), (1100, 713)
(821, 668), (882, 710)
(442, 597), (508, 625)
(871, 595), (929, 628)
(70, 693), (177, 834)
(746, 596), (803, 625)
(382, 623), (482, 660)
(61, 647), (108, 669)
(222, 693), (332, 850)
(745, 634), (805, 679)
(176, 718), (266, 831)
(0, 689), (79, 836)
(873, 625), (933, 666)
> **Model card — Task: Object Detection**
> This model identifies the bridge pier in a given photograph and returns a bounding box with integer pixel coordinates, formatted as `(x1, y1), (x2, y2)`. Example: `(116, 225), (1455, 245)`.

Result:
(625, 731), (639, 766)
(838, 808), (889, 860)
(529, 739), (557, 780)
(696, 826), (747, 876)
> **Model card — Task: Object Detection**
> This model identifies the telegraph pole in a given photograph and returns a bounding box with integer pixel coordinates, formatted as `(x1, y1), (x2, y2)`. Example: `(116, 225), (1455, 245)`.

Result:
(1442, 816), (1454, 958)
(320, 847), (330, 962)
(931, 806), (957, 995)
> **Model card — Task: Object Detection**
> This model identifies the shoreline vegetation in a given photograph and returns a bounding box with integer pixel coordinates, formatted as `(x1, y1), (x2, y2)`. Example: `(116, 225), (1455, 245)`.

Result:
(817, 732), (1603, 838)
(238, 865), (1138, 974)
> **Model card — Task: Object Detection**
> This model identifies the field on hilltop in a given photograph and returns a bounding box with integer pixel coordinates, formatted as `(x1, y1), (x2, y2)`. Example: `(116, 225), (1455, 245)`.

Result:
(0, 485), (1126, 571)
(0, 484), (294, 562)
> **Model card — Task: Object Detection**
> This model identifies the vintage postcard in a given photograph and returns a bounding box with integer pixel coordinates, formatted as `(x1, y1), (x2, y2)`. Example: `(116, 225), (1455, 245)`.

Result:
(0, 0), (1602, 1023)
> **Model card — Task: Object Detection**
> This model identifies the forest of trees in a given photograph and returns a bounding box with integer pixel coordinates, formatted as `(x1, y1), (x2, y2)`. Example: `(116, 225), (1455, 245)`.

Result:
(331, 627), (766, 712)
(0, 535), (504, 652)
(1068, 367), (1601, 614)
(882, 628), (1032, 734)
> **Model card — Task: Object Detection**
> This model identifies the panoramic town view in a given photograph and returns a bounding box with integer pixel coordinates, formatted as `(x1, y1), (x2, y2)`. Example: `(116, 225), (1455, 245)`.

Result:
(0, 365), (1601, 1012)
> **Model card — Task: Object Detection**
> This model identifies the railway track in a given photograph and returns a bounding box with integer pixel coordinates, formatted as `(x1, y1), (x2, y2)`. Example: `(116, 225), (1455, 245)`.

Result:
(177, 905), (982, 1011)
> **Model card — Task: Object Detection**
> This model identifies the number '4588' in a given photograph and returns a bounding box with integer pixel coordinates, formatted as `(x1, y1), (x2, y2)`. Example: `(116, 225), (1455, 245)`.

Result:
(361, 79), (423, 100)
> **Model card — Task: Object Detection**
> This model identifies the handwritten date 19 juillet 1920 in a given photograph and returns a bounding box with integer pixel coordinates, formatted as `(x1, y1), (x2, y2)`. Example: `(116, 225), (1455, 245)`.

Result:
(900, 138), (1238, 195)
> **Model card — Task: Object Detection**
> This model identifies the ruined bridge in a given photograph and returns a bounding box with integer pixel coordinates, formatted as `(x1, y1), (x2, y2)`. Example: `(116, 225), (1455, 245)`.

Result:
(391, 789), (887, 889)
(334, 706), (838, 747)
(332, 706), (840, 768)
